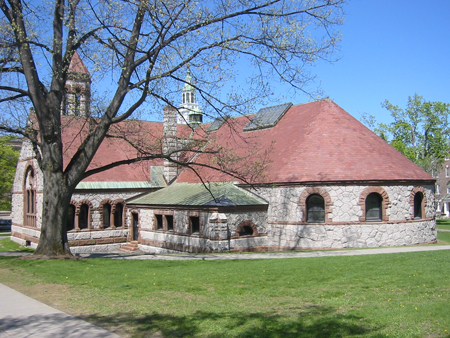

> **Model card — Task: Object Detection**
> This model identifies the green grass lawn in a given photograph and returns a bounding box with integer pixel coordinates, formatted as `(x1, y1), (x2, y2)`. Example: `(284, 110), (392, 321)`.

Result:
(0, 237), (34, 252)
(1, 251), (449, 337)
(437, 218), (450, 230)
(438, 231), (450, 244)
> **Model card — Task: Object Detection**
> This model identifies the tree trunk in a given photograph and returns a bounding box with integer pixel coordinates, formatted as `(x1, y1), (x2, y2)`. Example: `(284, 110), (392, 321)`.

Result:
(34, 168), (73, 256)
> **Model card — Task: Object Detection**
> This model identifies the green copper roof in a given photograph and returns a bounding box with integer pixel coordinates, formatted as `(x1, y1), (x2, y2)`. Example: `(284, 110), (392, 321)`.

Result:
(182, 70), (194, 91)
(128, 182), (268, 207)
(75, 181), (155, 190)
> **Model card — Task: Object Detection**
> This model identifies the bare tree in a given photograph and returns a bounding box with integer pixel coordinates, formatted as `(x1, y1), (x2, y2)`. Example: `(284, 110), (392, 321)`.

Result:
(0, 0), (344, 255)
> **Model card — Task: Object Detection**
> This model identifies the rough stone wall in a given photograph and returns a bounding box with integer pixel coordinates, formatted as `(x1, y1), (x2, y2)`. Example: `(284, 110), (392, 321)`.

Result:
(256, 184), (436, 250)
(11, 140), (44, 228)
(10, 142), (142, 251)
(267, 220), (436, 250)
(137, 209), (268, 253)
(255, 184), (435, 223)
(137, 183), (436, 253)
(70, 191), (139, 229)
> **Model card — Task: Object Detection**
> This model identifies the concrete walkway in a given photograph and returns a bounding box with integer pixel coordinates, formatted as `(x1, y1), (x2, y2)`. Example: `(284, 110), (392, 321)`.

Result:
(1, 244), (450, 337)
(0, 284), (121, 338)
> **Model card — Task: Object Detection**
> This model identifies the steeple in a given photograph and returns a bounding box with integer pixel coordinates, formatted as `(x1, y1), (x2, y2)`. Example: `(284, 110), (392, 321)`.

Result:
(62, 51), (91, 117)
(178, 69), (203, 126)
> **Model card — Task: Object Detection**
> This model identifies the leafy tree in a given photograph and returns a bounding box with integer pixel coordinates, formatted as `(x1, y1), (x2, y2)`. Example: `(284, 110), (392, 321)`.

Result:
(363, 94), (450, 175)
(0, 0), (344, 255)
(0, 136), (19, 210)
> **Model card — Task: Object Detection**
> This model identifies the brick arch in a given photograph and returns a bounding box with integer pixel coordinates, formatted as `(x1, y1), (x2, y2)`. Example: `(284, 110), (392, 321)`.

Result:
(358, 187), (390, 222)
(22, 161), (36, 189)
(66, 200), (77, 231)
(23, 162), (37, 227)
(235, 220), (258, 237)
(298, 187), (333, 223)
(99, 199), (114, 228)
(410, 186), (427, 220)
(75, 199), (93, 213)
(99, 199), (114, 209)
(111, 199), (126, 213)
(112, 199), (127, 228)
(75, 199), (93, 230)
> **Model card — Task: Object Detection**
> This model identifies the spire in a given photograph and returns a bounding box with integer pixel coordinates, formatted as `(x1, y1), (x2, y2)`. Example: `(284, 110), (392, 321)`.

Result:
(182, 69), (194, 91)
(178, 68), (203, 126)
(62, 51), (91, 117)
(68, 51), (91, 76)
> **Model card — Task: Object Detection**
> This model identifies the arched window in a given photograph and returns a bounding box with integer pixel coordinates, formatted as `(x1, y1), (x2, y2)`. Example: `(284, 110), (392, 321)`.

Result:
(78, 204), (89, 229)
(24, 166), (36, 227)
(307, 194), (325, 223)
(191, 92), (194, 103)
(239, 225), (253, 236)
(414, 192), (424, 219)
(103, 203), (111, 228)
(235, 221), (258, 237)
(114, 202), (124, 228)
(366, 193), (382, 222)
(74, 88), (81, 115)
(182, 93), (185, 104)
(67, 204), (75, 231)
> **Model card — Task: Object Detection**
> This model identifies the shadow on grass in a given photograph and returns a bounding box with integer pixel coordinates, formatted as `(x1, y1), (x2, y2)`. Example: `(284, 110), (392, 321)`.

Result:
(79, 305), (382, 338)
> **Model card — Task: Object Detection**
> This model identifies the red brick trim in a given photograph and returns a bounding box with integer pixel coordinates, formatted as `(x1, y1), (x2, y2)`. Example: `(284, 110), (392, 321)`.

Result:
(98, 199), (114, 229)
(153, 209), (176, 232)
(112, 199), (127, 229)
(358, 187), (390, 222)
(75, 199), (93, 230)
(129, 209), (140, 241)
(235, 220), (259, 237)
(68, 236), (128, 247)
(268, 218), (434, 226)
(298, 187), (333, 223)
(187, 211), (202, 235)
(23, 163), (37, 228)
(11, 231), (39, 244)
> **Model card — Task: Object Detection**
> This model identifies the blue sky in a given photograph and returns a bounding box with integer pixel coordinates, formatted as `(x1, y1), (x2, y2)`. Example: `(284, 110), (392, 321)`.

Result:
(285, 0), (450, 125)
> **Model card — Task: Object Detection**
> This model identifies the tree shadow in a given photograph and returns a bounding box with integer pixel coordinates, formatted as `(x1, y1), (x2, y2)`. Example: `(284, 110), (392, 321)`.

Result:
(78, 305), (385, 338)
(0, 313), (118, 337)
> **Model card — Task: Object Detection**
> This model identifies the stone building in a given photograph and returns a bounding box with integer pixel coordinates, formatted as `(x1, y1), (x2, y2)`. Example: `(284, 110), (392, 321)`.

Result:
(10, 54), (437, 253)
(128, 100), (437, 253)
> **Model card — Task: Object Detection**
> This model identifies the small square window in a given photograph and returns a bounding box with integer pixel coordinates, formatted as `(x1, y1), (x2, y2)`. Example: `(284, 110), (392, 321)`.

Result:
(166, 215), (174, 231)
(155, 214), (163, 230)
(190, 216), (200, 234)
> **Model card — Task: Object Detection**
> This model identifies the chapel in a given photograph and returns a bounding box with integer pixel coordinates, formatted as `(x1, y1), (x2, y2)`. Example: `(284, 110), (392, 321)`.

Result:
(10, 53), (437, 253)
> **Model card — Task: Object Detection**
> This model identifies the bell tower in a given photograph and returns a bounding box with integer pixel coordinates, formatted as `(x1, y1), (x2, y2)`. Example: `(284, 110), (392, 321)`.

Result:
(178, 69), (203, 126)
(62, 52), (91, 117)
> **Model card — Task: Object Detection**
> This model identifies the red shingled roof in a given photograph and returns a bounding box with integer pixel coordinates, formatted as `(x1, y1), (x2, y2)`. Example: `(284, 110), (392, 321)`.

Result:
(68, 52), (90, 76)
(176, 100), (434, 184)
(59, 99), (433, 185)
(61, 117), (165, 182)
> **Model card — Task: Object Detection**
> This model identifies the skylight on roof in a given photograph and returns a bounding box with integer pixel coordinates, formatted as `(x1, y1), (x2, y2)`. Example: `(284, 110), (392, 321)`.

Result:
(206, 115), (229, 133)
(243, 103), (292, 132)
